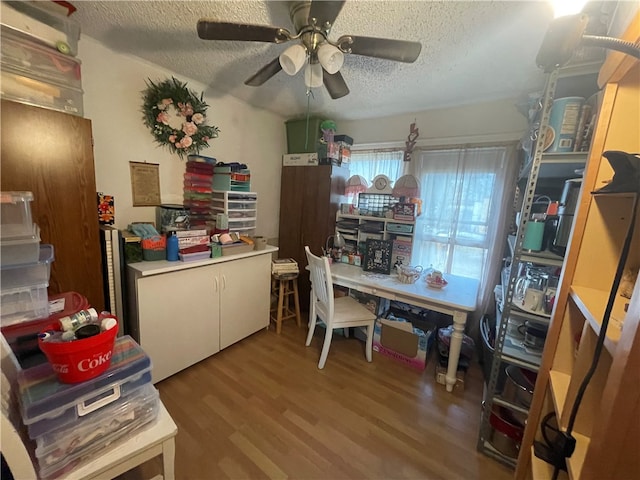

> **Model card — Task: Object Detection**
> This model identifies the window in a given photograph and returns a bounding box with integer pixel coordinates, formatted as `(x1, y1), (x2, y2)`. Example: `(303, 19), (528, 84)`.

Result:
(349, 150), (404, 186)
(410, 146), (516, 291)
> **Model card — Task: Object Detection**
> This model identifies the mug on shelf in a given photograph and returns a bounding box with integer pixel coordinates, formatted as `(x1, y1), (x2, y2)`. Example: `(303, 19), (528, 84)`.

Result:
(522, 288), (544, 312)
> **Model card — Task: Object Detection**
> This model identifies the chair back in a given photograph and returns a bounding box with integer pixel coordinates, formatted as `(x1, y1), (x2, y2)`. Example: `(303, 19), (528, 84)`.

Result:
(305, 246), (334, 325)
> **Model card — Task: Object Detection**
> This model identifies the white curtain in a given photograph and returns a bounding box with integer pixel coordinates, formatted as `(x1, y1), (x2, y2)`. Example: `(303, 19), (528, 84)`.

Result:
(409, 145), (519, 321)
(349, 150), (405, 187)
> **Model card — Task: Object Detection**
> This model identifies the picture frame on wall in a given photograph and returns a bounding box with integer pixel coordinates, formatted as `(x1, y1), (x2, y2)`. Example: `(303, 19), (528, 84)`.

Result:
(362, 239), (393, 274)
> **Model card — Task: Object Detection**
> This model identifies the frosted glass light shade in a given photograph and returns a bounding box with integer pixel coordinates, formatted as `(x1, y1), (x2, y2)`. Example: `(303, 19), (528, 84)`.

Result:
(279, 44), (306, 75)
(317, 43), (344, 74)
(304, 62), (323, 88)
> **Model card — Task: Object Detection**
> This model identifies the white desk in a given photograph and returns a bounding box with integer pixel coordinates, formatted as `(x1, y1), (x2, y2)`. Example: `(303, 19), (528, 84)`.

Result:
(329, 263), (479, 392)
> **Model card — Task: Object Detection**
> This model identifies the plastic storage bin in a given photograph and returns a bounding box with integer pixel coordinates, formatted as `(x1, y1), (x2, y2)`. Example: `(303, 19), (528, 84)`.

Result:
(35, 385), (159, 480)
(0, 283), (49, 327)
(285, 116), (323, 153)
(0, 191), (34, 238)
(18, 335), (152, 438)
(0, 244), (53, 290)
(1, 28), (82, 89)
(0, 223), (41, 266)
(1, 291), (89, 366)
(0, 2), (81, 56)
(0, 63), (84, 116)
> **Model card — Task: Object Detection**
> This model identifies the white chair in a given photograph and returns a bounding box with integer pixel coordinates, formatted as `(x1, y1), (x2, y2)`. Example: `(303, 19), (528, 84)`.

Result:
(305, 246), (377, 369)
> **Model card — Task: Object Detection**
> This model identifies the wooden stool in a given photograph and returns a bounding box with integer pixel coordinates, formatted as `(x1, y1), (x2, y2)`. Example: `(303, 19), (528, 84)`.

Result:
(270, 272), (301, 334)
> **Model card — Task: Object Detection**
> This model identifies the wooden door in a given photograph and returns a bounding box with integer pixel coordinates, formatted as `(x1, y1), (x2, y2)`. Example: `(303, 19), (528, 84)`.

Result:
(1, 100), (105, 310)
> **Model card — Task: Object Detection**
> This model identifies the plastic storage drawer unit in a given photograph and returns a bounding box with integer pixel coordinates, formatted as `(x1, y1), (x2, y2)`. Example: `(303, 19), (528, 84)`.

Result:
(0, 191), (34, 238)
(18, 335), (153, 439)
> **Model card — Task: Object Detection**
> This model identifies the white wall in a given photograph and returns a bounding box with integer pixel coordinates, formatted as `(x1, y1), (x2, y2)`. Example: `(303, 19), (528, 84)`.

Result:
(79, 36), (286, 240)
(339, 99), (528, 149)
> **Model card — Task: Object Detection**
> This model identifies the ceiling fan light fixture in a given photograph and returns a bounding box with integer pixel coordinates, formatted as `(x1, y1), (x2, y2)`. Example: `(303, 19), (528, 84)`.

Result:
(304, 62), (323, 88)
(279, 44), (307, 75)
(317, 43), (344, 74)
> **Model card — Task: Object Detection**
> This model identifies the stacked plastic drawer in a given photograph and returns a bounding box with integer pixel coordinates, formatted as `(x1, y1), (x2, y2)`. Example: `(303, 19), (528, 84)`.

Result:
(0, 191), (54, 328)
(17, 336), (159, 479)
(0, 1), (83, 116)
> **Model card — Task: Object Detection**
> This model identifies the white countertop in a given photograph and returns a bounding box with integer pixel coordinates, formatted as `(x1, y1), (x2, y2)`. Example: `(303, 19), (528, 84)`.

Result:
(128, 245), (278, 276)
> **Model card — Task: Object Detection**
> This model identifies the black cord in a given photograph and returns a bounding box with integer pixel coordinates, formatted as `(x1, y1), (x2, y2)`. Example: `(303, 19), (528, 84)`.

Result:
(581, 35), (640, 59)
(550, 192), (639, 479)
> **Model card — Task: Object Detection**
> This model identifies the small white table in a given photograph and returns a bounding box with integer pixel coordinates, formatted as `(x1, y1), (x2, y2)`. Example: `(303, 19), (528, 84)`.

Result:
(329, 263), (480, 392)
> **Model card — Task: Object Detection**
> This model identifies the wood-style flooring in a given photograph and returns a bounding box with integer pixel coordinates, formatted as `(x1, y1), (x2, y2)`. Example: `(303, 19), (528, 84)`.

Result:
(127, 323), (513, 480)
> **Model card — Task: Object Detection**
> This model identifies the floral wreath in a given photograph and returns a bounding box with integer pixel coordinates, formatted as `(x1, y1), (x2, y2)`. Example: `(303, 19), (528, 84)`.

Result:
(142, 77), (220, 159)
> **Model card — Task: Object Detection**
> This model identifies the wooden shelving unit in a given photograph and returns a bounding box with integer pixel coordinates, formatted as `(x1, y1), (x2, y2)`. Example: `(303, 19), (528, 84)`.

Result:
(515, 14), (640, 480)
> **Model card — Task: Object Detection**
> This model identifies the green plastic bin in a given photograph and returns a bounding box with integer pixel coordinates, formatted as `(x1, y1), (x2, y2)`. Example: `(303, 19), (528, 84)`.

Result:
(285, 117), (324, 153)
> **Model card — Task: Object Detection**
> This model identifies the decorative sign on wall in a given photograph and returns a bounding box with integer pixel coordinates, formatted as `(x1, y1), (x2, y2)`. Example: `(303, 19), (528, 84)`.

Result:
(129, 161), (161, 206)
(362, 239), (393, 274)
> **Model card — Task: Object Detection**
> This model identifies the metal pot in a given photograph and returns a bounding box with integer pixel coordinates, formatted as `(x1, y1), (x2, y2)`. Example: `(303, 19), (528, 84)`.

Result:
(503, 365), (537, 408)
(488, 405), (524, 459)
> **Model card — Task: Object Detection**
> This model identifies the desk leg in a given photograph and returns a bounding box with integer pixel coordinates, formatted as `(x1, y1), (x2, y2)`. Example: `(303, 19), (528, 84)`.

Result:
(446, 311), (467, 392)
(162, 435), (176, 480)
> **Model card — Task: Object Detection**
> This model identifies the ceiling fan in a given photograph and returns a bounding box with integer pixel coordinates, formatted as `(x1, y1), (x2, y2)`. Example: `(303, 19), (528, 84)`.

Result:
(197, 0), (422, 99)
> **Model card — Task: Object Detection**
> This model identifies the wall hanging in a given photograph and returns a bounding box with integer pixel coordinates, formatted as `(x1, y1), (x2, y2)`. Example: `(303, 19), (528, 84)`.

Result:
(141, 77), (220, 159)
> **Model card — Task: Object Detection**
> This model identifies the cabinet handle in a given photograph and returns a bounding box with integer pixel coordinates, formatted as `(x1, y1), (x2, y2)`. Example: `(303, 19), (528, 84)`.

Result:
(222, 274), (227, 290)
(214, 276), (219, 293)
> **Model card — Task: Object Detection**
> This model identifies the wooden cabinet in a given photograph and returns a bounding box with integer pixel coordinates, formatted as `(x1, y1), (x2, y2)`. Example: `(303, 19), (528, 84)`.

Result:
(515, 15), (640, 480)
(0, 100), (105, 310)
(278, 165), (349, 310)
(127, 249), (274, 383)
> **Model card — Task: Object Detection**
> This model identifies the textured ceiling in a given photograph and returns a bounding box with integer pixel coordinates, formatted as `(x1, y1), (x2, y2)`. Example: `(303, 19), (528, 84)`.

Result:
(72, 1), (559, 121)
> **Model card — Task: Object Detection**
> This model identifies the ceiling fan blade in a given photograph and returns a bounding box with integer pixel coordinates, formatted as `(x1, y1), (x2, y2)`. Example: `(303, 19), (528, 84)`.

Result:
(338, 35), (422, 63)
(323, 71), (349, 99)
(308, 0), (345, 28)
(244, 57), (283, 86)
(197, 20), (291, 43)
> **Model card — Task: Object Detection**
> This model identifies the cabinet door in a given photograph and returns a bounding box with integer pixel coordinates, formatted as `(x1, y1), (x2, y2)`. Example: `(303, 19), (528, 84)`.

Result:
(1, 100), (105, 310)
(219, 255), (270, 349)
(137, 266), (220, 383)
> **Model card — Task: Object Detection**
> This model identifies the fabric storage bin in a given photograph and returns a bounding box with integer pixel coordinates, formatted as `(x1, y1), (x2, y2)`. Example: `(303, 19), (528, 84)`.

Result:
(1, 28), (82, 89)
(0, 64), (84, 116)
(0, 191), (34, 238)
(35, 385), (159, 480)
(0, 244), (53, 290)
(0, 223), (40, 266)
(1, 283), (49, 327)
(0, 2), (80, 56)
(18, 335), (152, 439)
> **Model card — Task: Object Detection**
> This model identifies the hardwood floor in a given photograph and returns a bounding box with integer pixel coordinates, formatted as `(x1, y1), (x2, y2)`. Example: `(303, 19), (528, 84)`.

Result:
(132, 323), (513, 479)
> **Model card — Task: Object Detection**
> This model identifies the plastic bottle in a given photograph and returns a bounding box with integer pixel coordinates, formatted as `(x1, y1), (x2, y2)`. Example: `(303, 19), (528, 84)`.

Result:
(59, 308), (98, 332)
(167, 232), (179, 261)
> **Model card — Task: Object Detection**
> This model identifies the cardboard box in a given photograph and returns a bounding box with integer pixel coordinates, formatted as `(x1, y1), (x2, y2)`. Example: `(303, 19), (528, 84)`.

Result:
(282, 153), (319, 166)
(372, 318), (434, 370)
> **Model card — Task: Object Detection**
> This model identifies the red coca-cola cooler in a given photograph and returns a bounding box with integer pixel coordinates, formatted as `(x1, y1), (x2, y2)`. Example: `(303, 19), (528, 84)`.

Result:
(1, 291), (90, 367)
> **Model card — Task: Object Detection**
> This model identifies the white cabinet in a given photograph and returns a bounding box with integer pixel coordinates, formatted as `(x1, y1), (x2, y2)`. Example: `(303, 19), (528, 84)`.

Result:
(127, 248), (276, 383)
(136, 265), (220, 383)
(219, 254), (271, 349)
